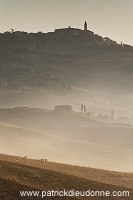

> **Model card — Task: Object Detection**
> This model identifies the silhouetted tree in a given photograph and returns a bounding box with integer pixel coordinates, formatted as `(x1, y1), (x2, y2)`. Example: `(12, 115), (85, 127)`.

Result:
(111, 110), (114, 121)
(84, 105), (86, 113)
(81, 104), (83, 112)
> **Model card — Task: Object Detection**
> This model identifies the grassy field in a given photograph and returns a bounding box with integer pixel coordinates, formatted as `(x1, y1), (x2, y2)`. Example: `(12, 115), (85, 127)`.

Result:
(0, 154), (133, 200)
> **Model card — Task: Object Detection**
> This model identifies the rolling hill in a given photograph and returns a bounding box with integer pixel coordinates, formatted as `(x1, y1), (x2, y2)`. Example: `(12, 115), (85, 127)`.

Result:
(0, 119), (133, 172)
(0, 154), (133, 200)
(0, 28), (133, 94)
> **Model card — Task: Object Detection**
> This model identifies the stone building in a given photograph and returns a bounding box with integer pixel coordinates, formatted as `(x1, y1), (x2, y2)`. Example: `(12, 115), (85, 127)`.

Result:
(54, 21), (94, 37)
(54, 105), (72, 113)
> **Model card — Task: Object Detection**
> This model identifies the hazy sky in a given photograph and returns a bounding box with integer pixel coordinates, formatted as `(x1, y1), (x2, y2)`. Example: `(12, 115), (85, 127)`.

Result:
(0, 0), (133, 45)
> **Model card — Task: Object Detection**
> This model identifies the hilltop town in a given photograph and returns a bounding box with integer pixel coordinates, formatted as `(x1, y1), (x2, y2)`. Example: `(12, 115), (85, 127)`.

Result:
(0, 21), (133, 93)
(0, 21), (132, 49)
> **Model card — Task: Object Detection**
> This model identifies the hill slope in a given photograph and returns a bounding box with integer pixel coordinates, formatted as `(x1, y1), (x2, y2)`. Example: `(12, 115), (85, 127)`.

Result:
(0, 29), (133, 93)
(1, 154), (133, 190)
(0, 156), (133, 200)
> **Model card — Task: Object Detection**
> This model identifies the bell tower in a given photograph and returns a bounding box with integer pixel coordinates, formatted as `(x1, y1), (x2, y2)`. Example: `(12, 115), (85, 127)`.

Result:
(84, 21), (87, 31)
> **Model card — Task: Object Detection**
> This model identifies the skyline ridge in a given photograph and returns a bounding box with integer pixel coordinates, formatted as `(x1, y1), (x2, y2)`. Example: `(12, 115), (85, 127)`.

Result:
(0, 0), (132, 45)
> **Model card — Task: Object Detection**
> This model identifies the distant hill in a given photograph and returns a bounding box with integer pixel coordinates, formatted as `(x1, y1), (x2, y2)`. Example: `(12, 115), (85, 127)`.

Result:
(0, 107), (133, 172)
(0, 106), (103, 128)
(0, 27), (133, 93)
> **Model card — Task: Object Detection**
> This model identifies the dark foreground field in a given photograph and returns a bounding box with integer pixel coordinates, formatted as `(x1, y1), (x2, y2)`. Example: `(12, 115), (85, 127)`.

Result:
(0, 154), (133, 200)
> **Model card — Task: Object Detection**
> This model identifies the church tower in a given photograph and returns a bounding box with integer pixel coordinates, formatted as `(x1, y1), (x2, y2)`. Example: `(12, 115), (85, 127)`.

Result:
(84, 21), (87, 31)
